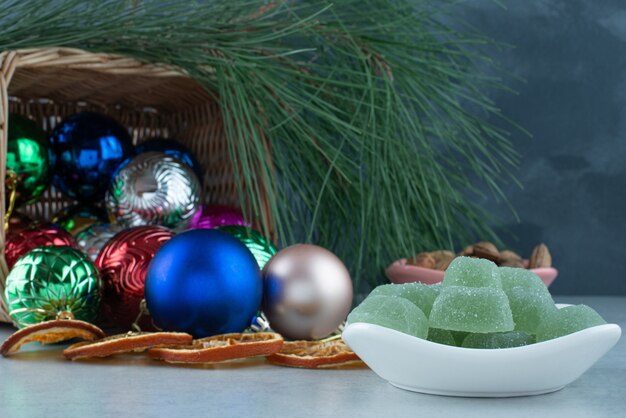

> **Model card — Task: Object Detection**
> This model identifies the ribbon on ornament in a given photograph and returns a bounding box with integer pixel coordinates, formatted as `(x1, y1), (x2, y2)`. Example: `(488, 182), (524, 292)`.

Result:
(4, 170), (18, 232)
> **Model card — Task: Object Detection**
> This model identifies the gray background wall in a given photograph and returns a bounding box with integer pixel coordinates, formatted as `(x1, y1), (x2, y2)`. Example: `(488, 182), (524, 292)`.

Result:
(460, 1), (626, 295)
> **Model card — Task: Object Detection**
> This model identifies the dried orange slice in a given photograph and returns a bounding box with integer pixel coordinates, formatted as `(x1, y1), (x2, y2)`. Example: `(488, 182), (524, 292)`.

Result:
(147, 332), (283, 364)
(64, 332), (193, 360)
(1, 319), (106, 357)
(267, 338), (363, 369)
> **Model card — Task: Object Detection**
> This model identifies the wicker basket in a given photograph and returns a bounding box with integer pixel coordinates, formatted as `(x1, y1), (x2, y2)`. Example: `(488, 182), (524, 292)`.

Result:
(0, 47), (273, 323)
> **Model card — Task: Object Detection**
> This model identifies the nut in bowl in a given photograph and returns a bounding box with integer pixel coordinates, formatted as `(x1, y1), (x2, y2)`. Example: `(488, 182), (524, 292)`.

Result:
(386, 243), (558, 287)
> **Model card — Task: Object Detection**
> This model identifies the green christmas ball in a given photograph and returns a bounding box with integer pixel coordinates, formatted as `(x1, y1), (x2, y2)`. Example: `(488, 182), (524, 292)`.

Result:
(217, 225), (278, 269)
(7, 114), (50, 206)
(52, 204), (109, 235)
(5, 246), (102, 327)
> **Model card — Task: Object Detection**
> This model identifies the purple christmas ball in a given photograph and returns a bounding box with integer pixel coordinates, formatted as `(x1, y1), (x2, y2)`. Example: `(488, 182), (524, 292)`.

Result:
(189, 204), (249, 230)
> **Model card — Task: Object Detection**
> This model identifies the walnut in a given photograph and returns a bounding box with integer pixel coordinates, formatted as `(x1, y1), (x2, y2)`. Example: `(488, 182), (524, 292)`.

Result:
(407, 252), (436, 269)
(459, 245), (475, 256)
(499, 249), (522, 261)
(472, 241), (500, 262)
(430, 250), (456, 271)
(498, 250), (524, 268)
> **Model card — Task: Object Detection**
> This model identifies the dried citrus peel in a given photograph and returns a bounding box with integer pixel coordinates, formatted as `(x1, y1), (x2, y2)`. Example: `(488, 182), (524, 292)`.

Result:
(147, 332), (283, 364)
(267, 339), (363, 369)
(1, 319), (106, 356)
(64, 331), (193, 360)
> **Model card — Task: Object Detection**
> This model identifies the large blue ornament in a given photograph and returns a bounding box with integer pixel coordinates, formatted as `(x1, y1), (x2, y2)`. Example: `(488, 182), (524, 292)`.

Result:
(49, 112), (135, 201)
(136, 138), (203, 183)
(145, 229), (262, 337)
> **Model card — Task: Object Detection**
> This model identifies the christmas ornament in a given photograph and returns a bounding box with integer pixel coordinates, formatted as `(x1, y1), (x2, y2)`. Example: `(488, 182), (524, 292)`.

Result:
(5, 246), (102, 327)
(145, 229), (262, 337)
(106, 152), (201, 230)
(96, 226), (174, 328)
(48, 111), (134, 201)
(75, 223), (123, 262)
(218, 225), (277, 269)
(7, 113), (50, 206)
(4, 170), (19, 230)
(4, 223), (78, 269)
(262, 244), (353, 340)
(189, 204), (248, 230)
(52, 204), (109, 235)
(7, 211), (39, 232)
(136, 137), (203, 183)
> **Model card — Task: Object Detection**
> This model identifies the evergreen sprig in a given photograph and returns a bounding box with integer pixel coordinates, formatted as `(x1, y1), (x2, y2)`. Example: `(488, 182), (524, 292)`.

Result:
(0, 0), (519, 289)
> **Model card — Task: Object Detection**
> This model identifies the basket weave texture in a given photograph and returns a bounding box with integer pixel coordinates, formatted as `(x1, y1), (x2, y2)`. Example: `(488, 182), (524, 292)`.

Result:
(0, 47), (270, 323)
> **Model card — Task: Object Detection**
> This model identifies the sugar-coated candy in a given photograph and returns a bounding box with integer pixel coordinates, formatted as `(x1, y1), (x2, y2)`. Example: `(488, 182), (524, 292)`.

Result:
(427, 328), (457, 346)
(443, 257), (502, 289)
(508, 287), (557, 335)
(369, 283), (440, 316)
(350, 260), (608, 348)
(347, 295), (429, 339)
(500, 267), (549, 294)
(535, 305), (606, 342)
(499, 266), (557, 335)
(462, 331), (535, 349)
(451, 331), (469, 346)
(429, 286), (514, 333)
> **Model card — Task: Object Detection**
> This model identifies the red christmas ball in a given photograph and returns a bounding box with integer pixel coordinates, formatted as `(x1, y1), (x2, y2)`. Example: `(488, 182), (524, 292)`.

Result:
(5, 224), (78, 269)
(96, 226), (174, 329)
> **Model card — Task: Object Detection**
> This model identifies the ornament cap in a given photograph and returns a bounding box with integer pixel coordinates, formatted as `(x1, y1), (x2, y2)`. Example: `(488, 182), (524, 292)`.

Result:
(56, 311), (75, 321)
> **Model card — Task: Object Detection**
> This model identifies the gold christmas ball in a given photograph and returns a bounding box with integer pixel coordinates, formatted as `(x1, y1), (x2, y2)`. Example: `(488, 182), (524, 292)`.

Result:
(262, 244), (353, 340)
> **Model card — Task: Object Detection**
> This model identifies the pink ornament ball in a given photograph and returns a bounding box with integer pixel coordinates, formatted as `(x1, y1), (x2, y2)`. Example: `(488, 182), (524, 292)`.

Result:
(188, 204), (249, 230)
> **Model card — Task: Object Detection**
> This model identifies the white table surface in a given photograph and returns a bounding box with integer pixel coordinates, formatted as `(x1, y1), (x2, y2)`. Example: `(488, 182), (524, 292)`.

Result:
(0, 295), (624, 418)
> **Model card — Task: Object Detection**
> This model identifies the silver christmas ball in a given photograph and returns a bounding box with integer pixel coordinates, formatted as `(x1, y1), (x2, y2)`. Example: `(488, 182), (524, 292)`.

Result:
(75, 223), (124, 262)
(262, 244), (353, 340)
(106, 152), (201, 231)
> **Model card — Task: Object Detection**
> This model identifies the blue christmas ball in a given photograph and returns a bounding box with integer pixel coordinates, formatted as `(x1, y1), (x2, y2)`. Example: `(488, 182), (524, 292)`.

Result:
(136, 138), (203, 183)
(49, 112), (135, 201)
(145, 229), (262, 337)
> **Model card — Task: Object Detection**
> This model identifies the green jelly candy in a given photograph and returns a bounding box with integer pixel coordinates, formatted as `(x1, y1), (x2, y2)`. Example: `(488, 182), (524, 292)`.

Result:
(462, 331), (535, 349)
(443, 257), (501, 289)
(427, 328), (457, 346)
(369, 283), (440, 316)
(347, 295), (429, 339)
(507, 287), (557, 335)
(500, 267), (549, 294)
(499, 267), (557, 334)
(536, 305), (607, 342)
(429, 286), (514, 333)
(451, 331), (469, 346)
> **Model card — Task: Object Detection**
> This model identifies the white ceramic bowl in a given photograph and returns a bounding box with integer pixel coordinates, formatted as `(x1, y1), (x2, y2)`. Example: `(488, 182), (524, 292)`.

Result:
(343, 305), (621, 397)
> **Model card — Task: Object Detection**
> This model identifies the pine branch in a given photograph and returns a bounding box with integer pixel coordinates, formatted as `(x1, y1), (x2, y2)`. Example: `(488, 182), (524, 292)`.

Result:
(0, 0), (521, 288)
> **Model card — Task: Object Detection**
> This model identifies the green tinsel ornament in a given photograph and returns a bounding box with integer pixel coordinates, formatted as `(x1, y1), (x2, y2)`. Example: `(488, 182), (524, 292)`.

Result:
(5, 246), (102, 327)
(7, 113), (50, 207)
(218, 225), (278, 269)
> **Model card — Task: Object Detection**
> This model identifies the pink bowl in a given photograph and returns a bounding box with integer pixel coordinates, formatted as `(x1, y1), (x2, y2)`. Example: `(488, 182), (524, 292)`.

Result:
(385, 258), (558, 288)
